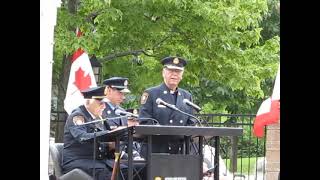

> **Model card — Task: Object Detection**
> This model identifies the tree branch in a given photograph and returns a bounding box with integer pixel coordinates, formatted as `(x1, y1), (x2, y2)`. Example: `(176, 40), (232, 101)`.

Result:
(86, 10), (103, 23)
(100, 49), (157, 62)
(151, 34), (173, 50)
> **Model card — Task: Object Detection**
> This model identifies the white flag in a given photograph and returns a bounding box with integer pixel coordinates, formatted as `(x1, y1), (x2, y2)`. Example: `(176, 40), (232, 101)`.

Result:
(64, 49), (97, 114)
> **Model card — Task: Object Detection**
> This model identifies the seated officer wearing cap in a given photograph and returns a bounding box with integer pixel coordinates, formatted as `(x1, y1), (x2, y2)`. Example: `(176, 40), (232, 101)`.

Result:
(102, 77), (130, 129)
(139, 56), (196, 156)
(102, 78), (145, 179)
(62, 86), (117, 180)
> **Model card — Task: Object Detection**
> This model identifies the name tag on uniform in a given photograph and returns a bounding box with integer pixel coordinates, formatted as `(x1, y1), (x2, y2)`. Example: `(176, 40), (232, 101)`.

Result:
(157, 105), (166, 108)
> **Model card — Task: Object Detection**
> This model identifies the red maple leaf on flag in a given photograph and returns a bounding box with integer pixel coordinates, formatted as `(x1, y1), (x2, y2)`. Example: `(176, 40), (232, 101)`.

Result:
(73, 67), (92, 91)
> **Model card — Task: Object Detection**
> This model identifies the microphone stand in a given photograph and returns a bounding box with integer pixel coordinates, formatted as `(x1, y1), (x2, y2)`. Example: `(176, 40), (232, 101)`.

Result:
(173, 108), (203, 127)
(173, 107), (220, 177)
(93, 131), (96, 179)
(87, 116), (121, 179)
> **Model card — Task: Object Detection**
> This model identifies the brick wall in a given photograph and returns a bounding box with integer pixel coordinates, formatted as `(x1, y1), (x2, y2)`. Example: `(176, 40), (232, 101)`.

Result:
(266, 121), (280, 180)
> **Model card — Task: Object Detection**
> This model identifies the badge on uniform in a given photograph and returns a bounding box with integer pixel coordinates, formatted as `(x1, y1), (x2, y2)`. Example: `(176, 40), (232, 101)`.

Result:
(140, 92), (149, 104)
(72, 115), (84, 125)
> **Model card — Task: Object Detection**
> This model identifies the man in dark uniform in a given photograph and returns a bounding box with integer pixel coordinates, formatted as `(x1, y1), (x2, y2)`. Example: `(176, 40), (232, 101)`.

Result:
(62, 86), (118, 180)
(102, 77), (130, 129)
(102, 77), (145, 179)
(139, 56), (196, 155)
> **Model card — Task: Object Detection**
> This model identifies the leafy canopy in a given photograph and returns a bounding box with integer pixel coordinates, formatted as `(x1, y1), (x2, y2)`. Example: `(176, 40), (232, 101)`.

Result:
(53, 0), (280, 113)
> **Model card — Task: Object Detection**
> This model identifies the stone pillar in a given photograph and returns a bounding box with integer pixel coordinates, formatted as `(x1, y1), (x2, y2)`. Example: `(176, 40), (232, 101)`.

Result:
(265, 121), (280, 180)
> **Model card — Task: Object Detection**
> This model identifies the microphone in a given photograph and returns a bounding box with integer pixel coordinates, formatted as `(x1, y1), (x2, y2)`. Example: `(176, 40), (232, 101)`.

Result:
(156, 98), (179, 111)
(115, 109), (138, 118)
(81, 116), (122, 125)
(183, 99), (202, 112)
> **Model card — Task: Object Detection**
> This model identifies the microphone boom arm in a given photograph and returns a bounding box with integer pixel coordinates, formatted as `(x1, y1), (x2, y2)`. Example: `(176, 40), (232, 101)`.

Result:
(175, 108), (203, 126)
(81, 117), (123, 125)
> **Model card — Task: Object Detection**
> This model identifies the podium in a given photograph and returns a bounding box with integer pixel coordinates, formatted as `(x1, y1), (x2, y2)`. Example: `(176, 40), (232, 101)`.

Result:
(124, 125), (243, 180)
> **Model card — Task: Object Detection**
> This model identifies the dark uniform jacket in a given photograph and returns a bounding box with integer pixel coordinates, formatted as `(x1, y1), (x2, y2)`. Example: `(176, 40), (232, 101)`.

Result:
(139, 83), (196, 154)
(102, 101), (128, 128)
(62, 105), (112, 175)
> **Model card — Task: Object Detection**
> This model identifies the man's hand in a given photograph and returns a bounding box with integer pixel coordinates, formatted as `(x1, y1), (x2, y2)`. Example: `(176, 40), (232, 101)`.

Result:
(128, 119), (139, 127)
(107, 142), (115, 150)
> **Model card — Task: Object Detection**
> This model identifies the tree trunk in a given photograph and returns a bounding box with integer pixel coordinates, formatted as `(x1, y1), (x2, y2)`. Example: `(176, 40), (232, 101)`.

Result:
(55, 55), (71, 142)
(54, 0), (78, 143)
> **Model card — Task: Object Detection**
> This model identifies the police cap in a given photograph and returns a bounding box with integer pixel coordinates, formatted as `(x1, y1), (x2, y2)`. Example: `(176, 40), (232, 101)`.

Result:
(81, 86), (106, 99)
(161, 56), (187, 71)
(103, 77), (130, 93)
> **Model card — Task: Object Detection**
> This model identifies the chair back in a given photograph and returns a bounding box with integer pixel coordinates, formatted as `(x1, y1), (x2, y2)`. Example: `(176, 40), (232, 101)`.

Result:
(49, 143), (94, 180)
(49, 143), (64, 177)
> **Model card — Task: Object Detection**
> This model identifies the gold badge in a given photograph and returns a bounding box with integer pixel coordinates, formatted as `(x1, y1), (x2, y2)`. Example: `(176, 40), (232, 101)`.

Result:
(124, 80), (128, 86)
(140, 92), (149, 104)
(173, 57), (179, 64)
(72, 116), (84, 125)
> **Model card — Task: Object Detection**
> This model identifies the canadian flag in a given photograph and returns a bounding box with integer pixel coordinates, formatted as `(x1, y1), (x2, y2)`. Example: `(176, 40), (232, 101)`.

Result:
(253, 65), (280, 138)
(64, 30), (97, 114)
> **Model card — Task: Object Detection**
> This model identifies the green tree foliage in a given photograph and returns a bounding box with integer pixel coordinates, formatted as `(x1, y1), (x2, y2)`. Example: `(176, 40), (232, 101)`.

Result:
(53, 0), (280, 113)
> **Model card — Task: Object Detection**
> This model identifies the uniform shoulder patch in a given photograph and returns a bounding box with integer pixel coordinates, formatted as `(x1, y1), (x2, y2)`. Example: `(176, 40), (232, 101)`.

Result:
(140, 92), (149, 104)
(72, 115), (85, 125)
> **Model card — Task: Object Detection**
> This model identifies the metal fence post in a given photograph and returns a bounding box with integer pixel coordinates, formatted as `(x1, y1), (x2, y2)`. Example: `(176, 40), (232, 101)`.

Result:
(230, 136), (238, 173)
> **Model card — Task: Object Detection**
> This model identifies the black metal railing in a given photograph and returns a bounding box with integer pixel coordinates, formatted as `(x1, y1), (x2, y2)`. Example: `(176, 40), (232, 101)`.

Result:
(197, 113), (266, 180)
(50, 112), (266, 179)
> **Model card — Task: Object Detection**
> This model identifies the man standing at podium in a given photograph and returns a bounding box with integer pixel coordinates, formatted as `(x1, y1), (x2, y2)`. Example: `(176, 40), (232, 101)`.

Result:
(139, 56), (196, 155)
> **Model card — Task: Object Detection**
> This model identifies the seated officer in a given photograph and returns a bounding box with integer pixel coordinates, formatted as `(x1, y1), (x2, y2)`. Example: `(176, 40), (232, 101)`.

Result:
(102, 78), (145, 179)
(102, 77), (130, 129)
(62, 86), (121, 180)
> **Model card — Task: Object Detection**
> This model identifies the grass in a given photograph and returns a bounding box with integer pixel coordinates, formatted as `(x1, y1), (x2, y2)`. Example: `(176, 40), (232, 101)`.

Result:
(223, 157), (264, 174)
